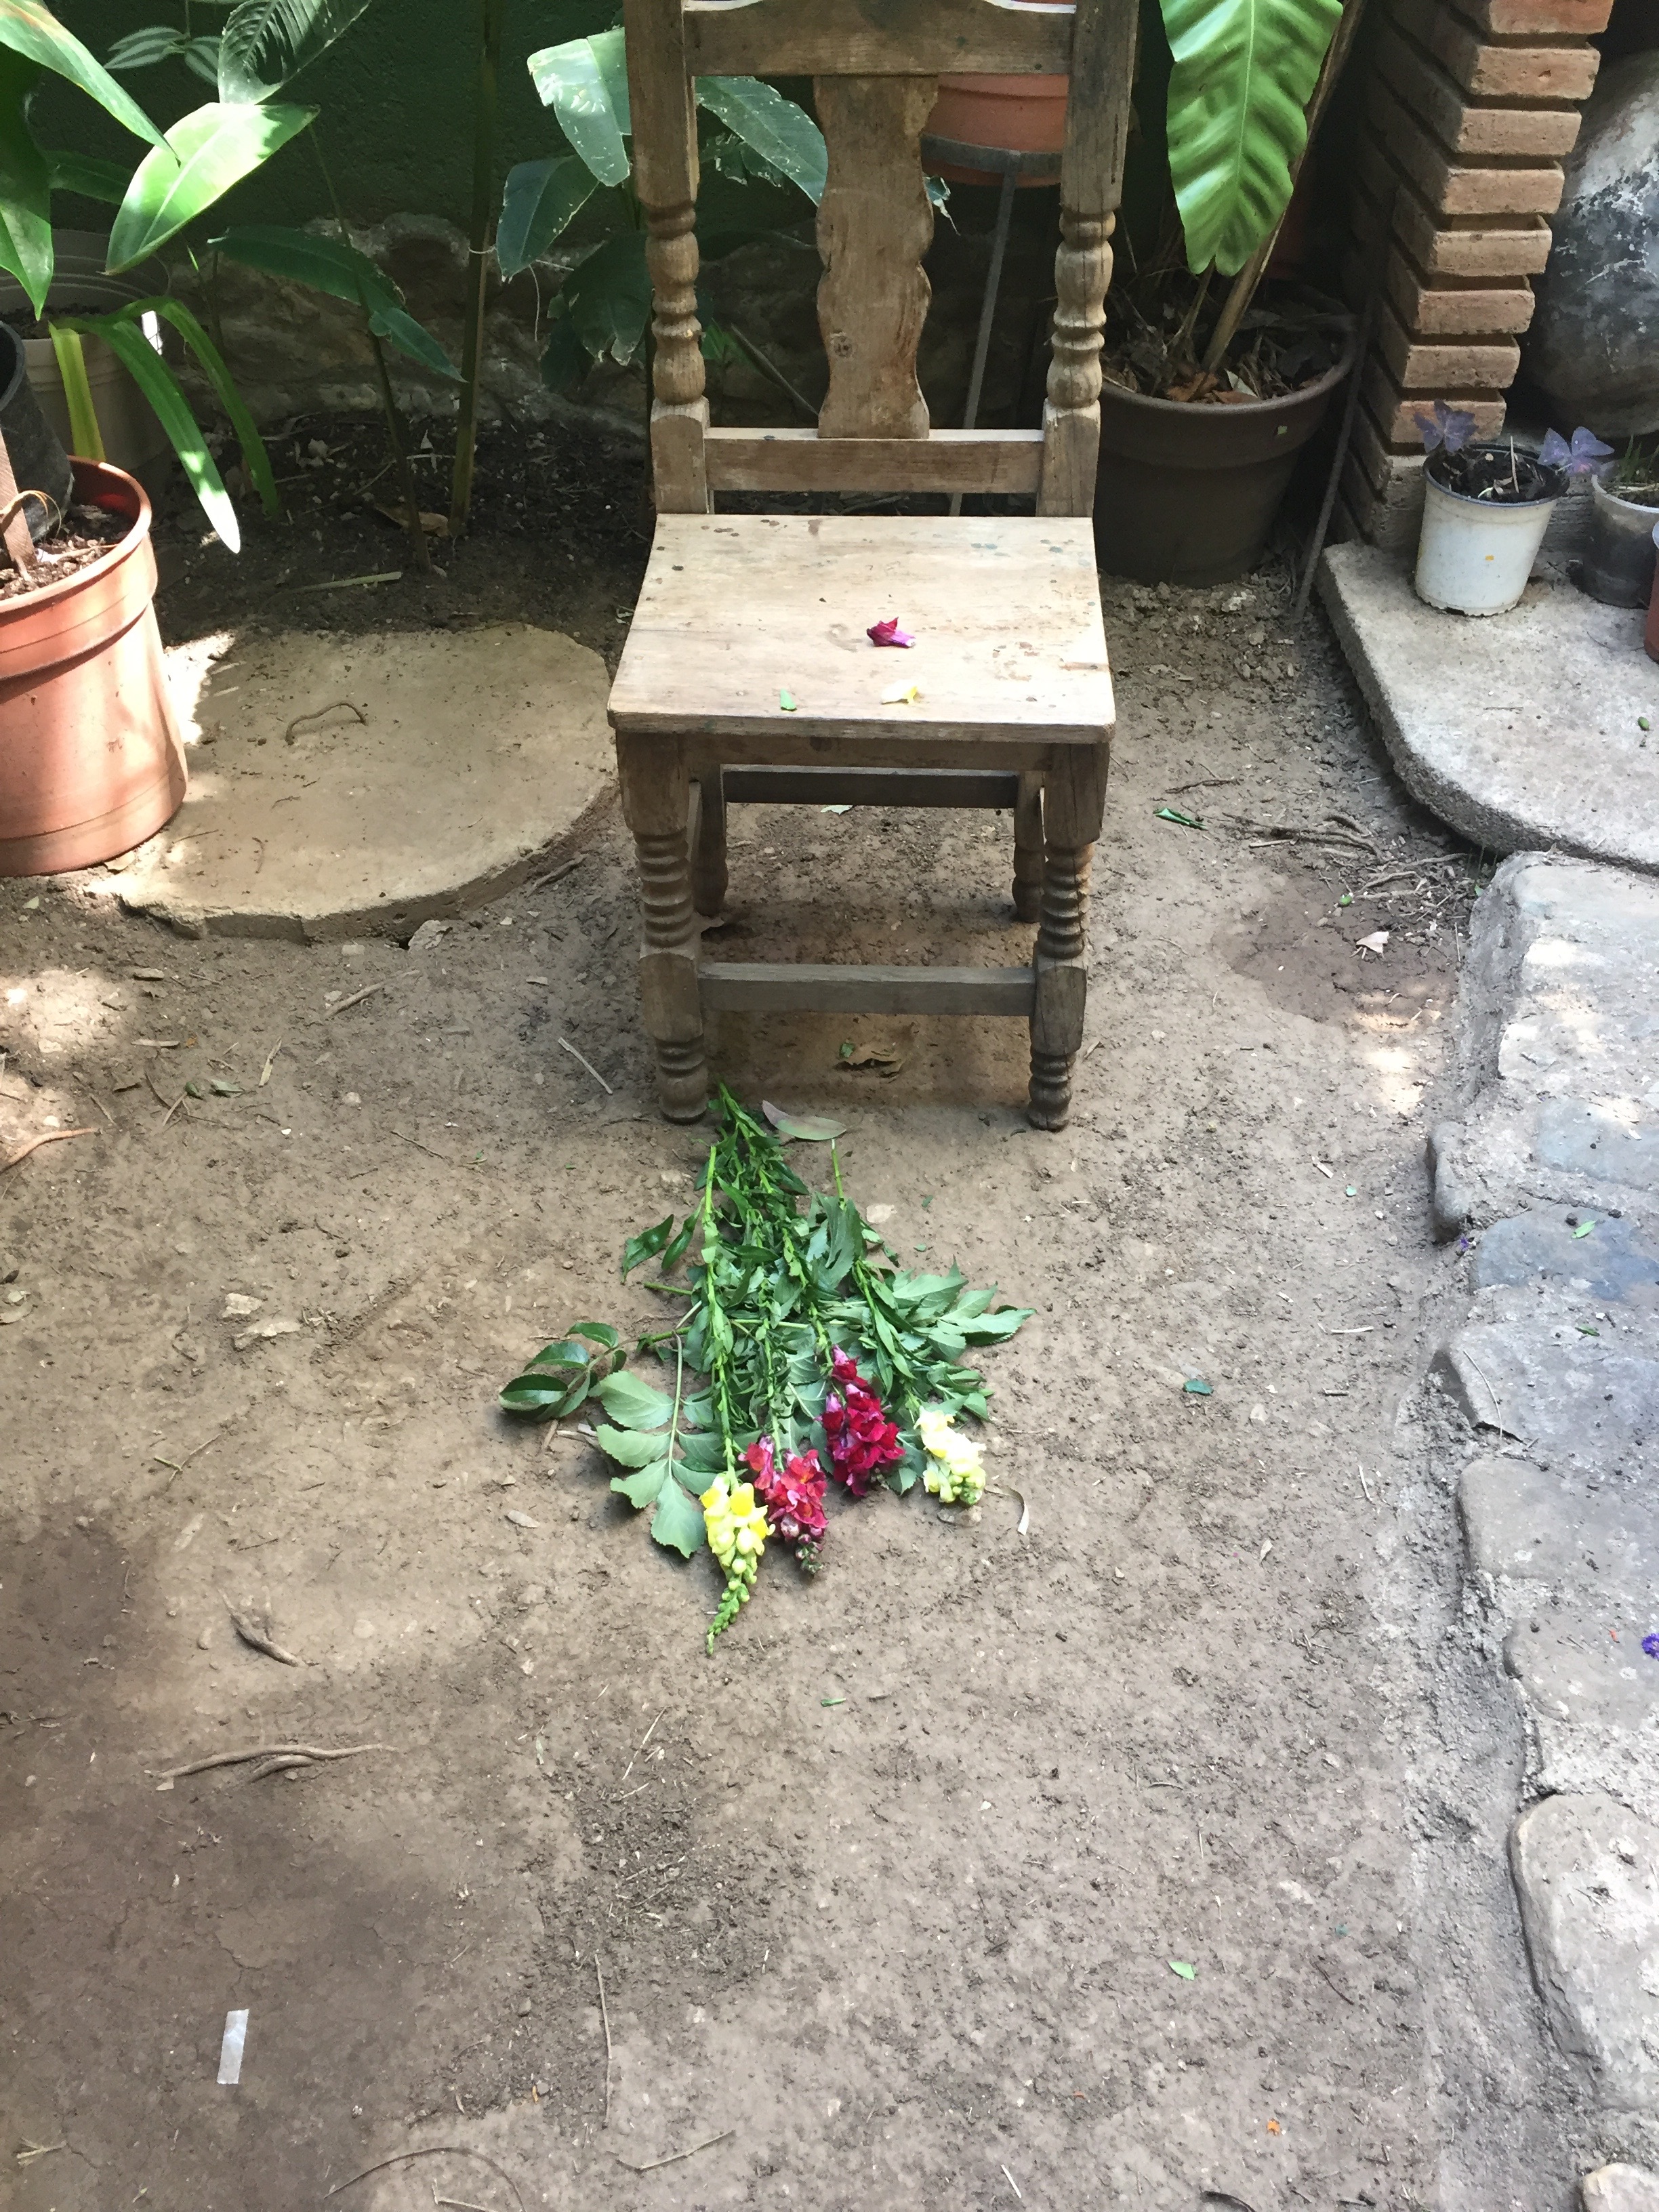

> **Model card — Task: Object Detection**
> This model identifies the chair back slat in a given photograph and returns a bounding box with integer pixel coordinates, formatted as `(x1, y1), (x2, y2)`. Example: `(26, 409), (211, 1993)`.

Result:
(816, 76), (938, 440)
(626, 0), (1135, 516)
(684, 0), (1073, 77)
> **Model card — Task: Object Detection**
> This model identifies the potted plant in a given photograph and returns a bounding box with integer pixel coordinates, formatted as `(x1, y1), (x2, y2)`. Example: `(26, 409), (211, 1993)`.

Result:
(0, 340), (183, 875)
(1582, 436), (1659, 610)
(1092, 0), (1365, 585)
(929, 0), (1068, 185)
(1408, 405), (1596, 617)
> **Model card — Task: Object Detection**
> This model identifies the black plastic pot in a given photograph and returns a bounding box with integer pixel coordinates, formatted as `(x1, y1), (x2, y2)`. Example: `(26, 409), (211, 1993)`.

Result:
(1582, 478), (1659, 608)
(0, 319), (74, 543)
(1092, 334), (1357, 587)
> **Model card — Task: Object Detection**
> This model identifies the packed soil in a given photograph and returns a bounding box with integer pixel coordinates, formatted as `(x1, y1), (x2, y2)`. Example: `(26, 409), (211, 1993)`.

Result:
(0, 501), (127, 604)
(1, 425), (1584, 2211)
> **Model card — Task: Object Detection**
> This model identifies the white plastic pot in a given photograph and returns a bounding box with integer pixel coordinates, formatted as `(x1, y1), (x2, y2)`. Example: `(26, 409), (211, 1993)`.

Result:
(1414, 466), (1560, 616)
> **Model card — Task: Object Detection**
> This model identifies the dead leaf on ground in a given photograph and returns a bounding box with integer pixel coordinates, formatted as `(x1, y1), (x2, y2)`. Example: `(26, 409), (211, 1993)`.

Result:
(836, 1042), (906, 1076)
(373, 501), (451, 537)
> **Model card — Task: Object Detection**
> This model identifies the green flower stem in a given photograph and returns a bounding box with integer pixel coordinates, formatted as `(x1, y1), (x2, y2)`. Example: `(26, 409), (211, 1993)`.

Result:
(699, 1146), (743, 1482)
(831, 1142), (925, 1420)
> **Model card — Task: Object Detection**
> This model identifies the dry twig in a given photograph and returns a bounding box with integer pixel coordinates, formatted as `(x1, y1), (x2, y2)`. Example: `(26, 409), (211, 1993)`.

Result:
(327, 983), (384, 1019)
(559, 1037), (613, 1095)
(148, 1740), (384, 1784)
(596, 1959), (613, 2123)
(326, 2146), (523, 2210)
(611, 2130), (735, 2175)
(1, 1126), (97, 1173)
(222, 1596), (302, 1666)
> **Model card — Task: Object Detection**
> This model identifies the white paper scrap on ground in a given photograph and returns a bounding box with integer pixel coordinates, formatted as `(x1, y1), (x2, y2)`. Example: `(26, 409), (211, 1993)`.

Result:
(218, 2009), (249, 2085)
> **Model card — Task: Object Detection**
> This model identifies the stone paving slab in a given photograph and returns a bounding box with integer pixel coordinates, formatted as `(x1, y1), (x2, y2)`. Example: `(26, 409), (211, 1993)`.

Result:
(1511, 1791), (1659, 2115)
(1319, 544), (1659, 873)
(99, 625), (614, 942)
(1433, 1311), (1659, 1469)
(1584, 2164), (1659, 2212)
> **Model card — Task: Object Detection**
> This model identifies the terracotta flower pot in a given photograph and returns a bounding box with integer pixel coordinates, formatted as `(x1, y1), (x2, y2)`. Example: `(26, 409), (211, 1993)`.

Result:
(928, 0), (1066, 186)
(0, 459), (185, 876)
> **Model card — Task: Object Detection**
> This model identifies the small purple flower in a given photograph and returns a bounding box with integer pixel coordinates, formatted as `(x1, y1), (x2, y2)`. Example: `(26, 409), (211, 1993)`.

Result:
(1643, 1632), (1659, 1660)
(1538, 426), (1614, 478)
(1414, 400), (1479, 455)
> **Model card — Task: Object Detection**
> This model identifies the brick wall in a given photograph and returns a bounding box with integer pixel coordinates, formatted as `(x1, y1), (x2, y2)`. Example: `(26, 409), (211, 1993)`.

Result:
(1340, 0), (1612, 547)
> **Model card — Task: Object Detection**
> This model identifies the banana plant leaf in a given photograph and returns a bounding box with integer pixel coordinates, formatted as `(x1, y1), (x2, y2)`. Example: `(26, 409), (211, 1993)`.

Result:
(0, 49), (50, 311)
(527, 26), (631, 188)
(0, 0), (165, 145)
(216, 0), (379, 103)
(108, 100), (316, 270)
(129, 295), (281, 514)
(209, 223), (459, 377)
(496, 153), (598, 279)
(697, 75), (826, 204)
(1161, 0), (1342, 274)
(562, 227), (650, 367)
(54, 310), (241, 548)
(44, 148), (134, 203)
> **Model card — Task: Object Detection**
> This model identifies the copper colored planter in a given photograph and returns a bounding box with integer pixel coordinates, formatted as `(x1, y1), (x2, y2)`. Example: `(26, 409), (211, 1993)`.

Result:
(0, 459), (184, 876)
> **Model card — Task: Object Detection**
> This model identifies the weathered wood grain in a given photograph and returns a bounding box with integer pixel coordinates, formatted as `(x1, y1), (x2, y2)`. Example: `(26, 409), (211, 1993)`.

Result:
(705, 428), (1042, 495)
(815, 75), (938, 440)
(684, 0), (1074, 77)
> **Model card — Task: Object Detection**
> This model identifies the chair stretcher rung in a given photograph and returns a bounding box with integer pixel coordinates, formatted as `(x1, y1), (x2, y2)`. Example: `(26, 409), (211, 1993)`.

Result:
(699, 962), (1036, 1017)
(719, 767), (1022, 809)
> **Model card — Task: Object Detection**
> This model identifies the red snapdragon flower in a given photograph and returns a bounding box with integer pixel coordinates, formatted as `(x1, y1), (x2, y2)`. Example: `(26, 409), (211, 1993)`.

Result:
(821, 1347), (903, 1497)
(745, 1435), (828, 1549)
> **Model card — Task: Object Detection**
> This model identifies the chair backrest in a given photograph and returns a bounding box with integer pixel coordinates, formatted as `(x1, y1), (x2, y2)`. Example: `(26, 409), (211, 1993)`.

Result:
(623, 0), (1137, 518)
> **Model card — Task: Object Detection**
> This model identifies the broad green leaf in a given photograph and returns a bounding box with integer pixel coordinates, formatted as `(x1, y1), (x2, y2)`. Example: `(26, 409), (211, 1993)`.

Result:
(217, 0), (377, 102)
(0, 49), (51, 312)
(648, 1475), (706, 1555)
(594, 1422), (665, 1469)
(368, 301), (461, 380)
(134, 295), (280, 514)
(539, 306), (588, 391)
(569, 1319), (619, 1352)
(496, 153), (596, 279)
(956, 1305), (1033, 1345)
(621, 1213), (674, 1281)
(107, 24), (196, 70)
(523, 1337), (593, 1372)
(0, 0), (165, 145)
(45, 148), (134, 203)
(676, 1429), (727, 1475)
(499, 1366), (585, 1416)
(527, 27), (630, 188)
(661, 1214), (697, 1271)
(211, 220), (398, 308)
(611, 1456), (672, 1508)
(593, 1367), (676, 1430)
(108, 100), (316, 270)
(1160, 0), (1341, 274)
(697, 75), (825, 204)
(762, 1101), (845, 1143)
(59, 311), (241, 546)
(48, 324), (102, 457)
(563, 228), (651, 365)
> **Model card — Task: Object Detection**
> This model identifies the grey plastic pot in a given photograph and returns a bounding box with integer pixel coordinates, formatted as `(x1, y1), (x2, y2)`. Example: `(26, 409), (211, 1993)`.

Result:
(1092, 332), (1357, 586)
(0, 321), (73, 542)
(1582, 476), (1659, 608)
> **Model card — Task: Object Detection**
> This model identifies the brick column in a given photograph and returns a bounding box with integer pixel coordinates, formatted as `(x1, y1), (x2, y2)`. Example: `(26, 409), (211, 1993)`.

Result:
(1341, 0), (1610, 548)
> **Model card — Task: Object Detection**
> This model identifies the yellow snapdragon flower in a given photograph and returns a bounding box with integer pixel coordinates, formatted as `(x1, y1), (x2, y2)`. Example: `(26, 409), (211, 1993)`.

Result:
(918, 1405), (986, 1507)
(701, 1476), (768, 1581)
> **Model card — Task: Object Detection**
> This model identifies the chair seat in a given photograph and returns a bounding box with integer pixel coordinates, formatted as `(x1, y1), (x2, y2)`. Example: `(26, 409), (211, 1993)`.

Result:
(609, 512), (1113, 747)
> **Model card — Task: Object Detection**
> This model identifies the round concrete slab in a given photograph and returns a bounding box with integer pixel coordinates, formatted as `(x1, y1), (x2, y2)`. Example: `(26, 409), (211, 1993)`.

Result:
(102, 623), (613, 939)
(1319, 544), (1659, 875)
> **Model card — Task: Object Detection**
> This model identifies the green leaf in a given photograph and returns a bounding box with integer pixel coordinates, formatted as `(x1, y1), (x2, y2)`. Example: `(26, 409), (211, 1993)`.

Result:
(611, 1456), (672, 1507)
(676, 1429), (727, 1475)
(696, 75), (826, 205)
(106, 25), (194, 71)
(108, 100), (316, 270)
(181, 36), (220, 86)
(1572, 1218), (1596, 1239)
(497, 153), (596, 279)
(523, 1337), (593, 1372)
(621, 1214), (675, 1281)
(0, 49), (51, 313)
(368, 301), (461, 380)
(136, 295), (280, 515)
(661, 1214), (697, 1272)
(1160, 0), (1342, 274)
(1169, 1960), (1197, 1980)
(48, 324), (102, 457)
(211, 219), (395, 307)
(499, 1368), (583, 1416)
(539, 306), (589, 391)
(45, 148), (134, 203)
(593, 1422), (666, 1468)
(593, 1368), (676, 1430)
(569, 1319), (619, 1352)
(647, 1475), (706, 1555)
(0, 0), (165, 146)
(58, 312), (241, 548)
(956, 1304), (1033, 1345)
(762, 1101), (846, 1143)
(527, 26), (631, 189)
(562, 223), (650, 365)
(217, 0), (377, 102)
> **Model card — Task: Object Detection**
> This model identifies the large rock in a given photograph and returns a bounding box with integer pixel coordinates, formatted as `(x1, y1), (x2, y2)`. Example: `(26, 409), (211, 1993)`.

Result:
(1583, 2166), (1659, 2212)
(1527, 53), (1659, 436)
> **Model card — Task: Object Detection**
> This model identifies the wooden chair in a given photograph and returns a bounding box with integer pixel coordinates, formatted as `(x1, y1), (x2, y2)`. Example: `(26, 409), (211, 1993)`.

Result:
(609, 0), (1135, 1129)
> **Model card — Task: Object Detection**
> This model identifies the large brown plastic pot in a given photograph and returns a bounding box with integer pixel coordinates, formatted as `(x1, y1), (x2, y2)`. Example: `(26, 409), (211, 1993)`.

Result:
(1092, 334), (1357, 587)
(0, 459), (185, 876)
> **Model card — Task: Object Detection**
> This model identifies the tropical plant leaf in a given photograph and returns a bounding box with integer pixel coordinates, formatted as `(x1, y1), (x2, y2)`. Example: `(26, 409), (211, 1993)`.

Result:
(621, 1213), (676, 1281)
(496, 152), (597, 279)
(561, 227), (650, 365)
(762, 1101), (845, 1143)
(539, 305), (588, 391)
(217, 0), (377, 102)
(47, 323), (102, 457)
(697, 75), (826, 204)
(0, 48), (51, 312)
(45, 148), (134, 203)
(108, 100), (316, 270)
(0, 0), (165, 144)
(367, 301), (461, 379)
(593, 1368), (676, 1430)
(210, 222), (460, 375)
(527, 26), (630, 188)
(56, 311), (241, 548)
(1160, 0), (1342, 274)
(132, 295), (281, 515)
(106, 24), (195, 70)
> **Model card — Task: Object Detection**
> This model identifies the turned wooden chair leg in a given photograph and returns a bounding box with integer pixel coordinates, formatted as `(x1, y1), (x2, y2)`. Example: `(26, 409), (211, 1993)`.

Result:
(1012, 771), (1043, 922)
(616, 731), (708, 1122)
(1027, 747), (1107, 1131)
(691, 765), (728, 918)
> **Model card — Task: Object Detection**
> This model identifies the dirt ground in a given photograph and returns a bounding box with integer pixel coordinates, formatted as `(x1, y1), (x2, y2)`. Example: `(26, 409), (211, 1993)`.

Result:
(1, 430), (1586, 2211)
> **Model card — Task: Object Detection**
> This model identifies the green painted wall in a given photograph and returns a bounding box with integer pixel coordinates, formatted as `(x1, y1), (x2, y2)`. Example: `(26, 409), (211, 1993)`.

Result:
(38, 1), (608, 234)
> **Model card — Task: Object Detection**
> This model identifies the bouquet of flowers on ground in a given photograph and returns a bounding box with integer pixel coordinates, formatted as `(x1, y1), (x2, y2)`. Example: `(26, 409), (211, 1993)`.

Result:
(500, 1091), (1030, 1650)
